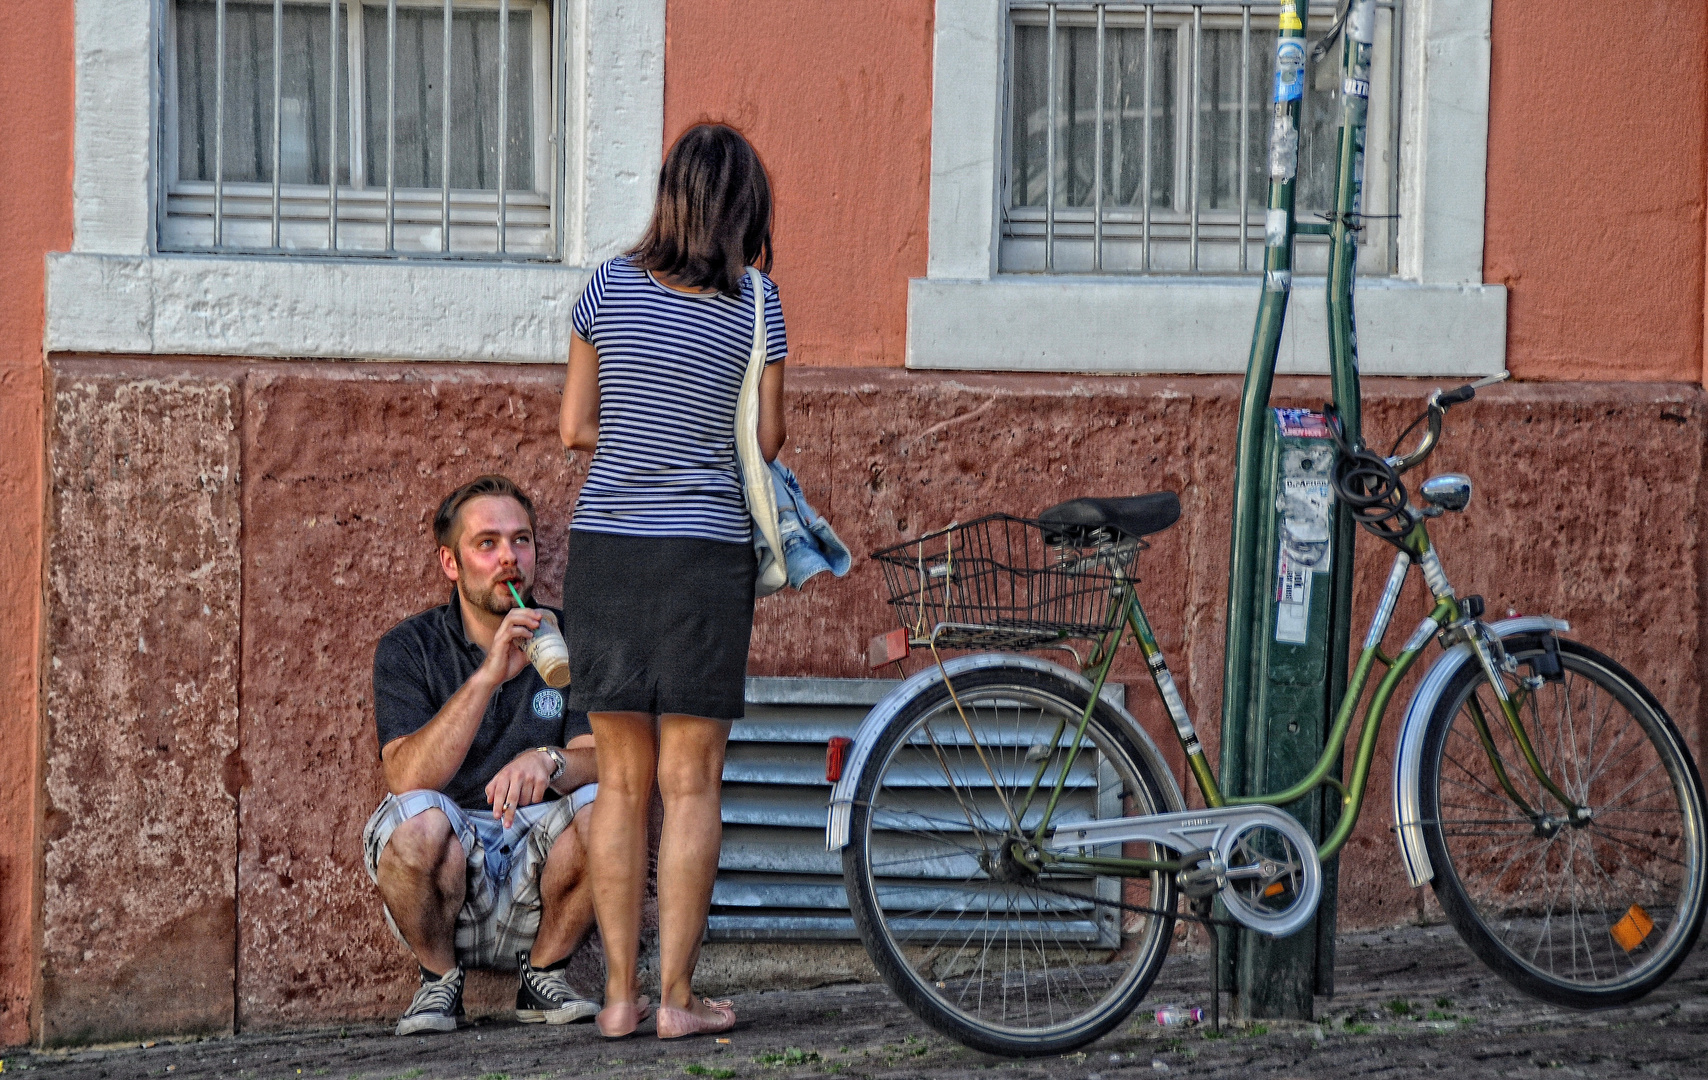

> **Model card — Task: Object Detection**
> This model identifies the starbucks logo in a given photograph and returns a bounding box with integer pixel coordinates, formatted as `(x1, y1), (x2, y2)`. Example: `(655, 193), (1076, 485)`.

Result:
(532, 689), (564, 719)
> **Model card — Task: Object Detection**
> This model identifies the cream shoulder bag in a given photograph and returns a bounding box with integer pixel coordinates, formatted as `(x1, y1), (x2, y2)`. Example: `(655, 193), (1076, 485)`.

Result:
(736, 266), (788, 597)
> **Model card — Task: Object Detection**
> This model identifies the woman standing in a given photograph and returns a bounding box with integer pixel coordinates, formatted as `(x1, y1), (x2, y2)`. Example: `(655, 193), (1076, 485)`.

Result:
(558, 124), (786, 1039)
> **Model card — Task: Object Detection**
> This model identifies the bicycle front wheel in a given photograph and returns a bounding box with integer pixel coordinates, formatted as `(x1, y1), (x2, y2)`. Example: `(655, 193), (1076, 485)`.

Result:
(843, 666), (1179, 1056)
(1420, 634), (1708, 1008)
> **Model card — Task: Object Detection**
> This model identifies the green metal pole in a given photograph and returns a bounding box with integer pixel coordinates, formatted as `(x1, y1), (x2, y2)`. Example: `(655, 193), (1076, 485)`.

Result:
(1220, 0), (1308, 805)
(1317, 0), (1378, 1000)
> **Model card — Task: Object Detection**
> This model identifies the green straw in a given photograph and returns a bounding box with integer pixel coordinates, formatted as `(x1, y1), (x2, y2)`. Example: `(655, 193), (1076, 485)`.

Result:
(506, 582), (527, 608)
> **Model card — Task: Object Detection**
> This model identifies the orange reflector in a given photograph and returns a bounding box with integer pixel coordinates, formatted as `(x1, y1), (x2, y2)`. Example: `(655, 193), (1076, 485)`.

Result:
(1611, 905), (1655, 953)
(1263, 882), (1286, 899)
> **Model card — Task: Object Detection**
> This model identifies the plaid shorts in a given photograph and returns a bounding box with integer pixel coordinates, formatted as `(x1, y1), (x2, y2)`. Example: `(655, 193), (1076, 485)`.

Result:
(362, 785), (598, 971)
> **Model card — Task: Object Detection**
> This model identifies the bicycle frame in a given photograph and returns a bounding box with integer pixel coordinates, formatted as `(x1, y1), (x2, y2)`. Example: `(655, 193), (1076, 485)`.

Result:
(1033, 518), (1581, 878)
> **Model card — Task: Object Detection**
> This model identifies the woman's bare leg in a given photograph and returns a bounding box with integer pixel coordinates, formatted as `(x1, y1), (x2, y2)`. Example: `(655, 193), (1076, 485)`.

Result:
(587, 711), (657, 1007)
(655, 713), (732, 1013)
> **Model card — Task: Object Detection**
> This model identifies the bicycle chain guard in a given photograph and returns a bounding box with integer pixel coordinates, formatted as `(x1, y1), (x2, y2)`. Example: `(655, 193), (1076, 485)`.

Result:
(1043, 804), (1323, 938)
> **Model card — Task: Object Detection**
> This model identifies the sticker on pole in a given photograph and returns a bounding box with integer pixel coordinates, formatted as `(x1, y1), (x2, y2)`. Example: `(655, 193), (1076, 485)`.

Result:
(1275, 546), (1312, 644)
(1278, 1), (1303, 32)
(1275, 408), (1330, 439)
(1273, 38), (1307, 103)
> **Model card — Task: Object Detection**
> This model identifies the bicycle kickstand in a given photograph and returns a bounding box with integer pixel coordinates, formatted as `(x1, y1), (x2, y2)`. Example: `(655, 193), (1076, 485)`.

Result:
(1192, 896), (1221, 1034)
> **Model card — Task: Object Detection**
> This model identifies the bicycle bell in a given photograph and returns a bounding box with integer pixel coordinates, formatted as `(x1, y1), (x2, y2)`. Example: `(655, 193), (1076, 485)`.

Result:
(1419, 473), (1472, 513)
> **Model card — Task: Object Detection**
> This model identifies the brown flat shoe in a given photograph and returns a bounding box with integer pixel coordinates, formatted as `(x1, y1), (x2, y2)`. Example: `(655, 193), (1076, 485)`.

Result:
(595, 996), (653, 1039)
(655, 997), (736, 1040)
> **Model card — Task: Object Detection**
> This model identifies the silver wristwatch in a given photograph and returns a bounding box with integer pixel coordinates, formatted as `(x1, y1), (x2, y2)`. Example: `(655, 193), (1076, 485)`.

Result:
(534, 746), (566, 783)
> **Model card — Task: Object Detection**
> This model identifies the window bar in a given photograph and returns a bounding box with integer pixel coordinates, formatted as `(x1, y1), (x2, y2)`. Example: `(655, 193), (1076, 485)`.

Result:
(1092, 4), (1105, 272)
(328, 0), (340, 251)
(1141, 5), (1152, 270)
(214, 0), (227, 248)
(386, 0), (398, 251)
(1043, 2), (1057, 272)
(441, 0), (453, 251)
(271, 0), (284, 248)
(1389, 0), (1404, 275)
(1189, 4), (1201, 272)
(497, 0), (510, 253)
(1238, 4), (1249, 271)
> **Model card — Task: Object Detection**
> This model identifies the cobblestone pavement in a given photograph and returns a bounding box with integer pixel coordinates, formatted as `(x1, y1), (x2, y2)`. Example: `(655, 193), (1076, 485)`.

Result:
(10, 924), (1707, 1080)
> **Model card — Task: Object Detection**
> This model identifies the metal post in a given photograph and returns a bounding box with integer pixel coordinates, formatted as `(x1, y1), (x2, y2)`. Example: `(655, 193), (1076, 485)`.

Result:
(1217, 0), (1308, 1015)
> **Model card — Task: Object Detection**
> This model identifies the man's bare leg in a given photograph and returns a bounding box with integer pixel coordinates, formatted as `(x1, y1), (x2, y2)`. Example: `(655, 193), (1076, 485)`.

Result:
(376, 808), (465, 975)
(529, 807), (596, 967)
(655, 713), (732, 1021)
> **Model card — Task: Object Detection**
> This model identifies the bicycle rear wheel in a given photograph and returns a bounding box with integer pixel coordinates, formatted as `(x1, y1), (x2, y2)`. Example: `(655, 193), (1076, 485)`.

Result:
(1419, 635), (1707, 1008)
(843, 666), (1178, 1056)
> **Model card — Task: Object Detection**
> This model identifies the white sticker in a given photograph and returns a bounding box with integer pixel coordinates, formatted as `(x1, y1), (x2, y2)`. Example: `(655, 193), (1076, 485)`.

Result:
(1343, 77), (1370, 98)
(1268, 115), (1299, 181)
(1265, 208), (1289, 246)
(1348, 0), (1377, 44)
(1265, 269), (1292, 292)
(1275, 544), (1312, 645)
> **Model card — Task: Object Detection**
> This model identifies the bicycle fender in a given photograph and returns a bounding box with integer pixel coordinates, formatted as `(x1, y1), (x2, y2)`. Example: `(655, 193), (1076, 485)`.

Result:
(1390, 615), (1570, 888)
(824, 653), (1185, 851)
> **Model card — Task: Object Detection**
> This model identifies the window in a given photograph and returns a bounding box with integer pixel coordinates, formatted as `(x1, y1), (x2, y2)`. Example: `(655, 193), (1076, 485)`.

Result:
(161, 0), (561, 259)
(1001, 1), (1398, 275)
(908, 0), (1504, 377)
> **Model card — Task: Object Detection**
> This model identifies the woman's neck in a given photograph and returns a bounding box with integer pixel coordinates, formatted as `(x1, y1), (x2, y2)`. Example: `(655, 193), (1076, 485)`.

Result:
(650, 270), (721, 295)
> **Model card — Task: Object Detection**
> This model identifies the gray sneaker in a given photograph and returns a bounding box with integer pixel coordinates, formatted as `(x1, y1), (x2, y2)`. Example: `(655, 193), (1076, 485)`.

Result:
(397, 965), (465, 1036)
(516, 959), (601, 1024)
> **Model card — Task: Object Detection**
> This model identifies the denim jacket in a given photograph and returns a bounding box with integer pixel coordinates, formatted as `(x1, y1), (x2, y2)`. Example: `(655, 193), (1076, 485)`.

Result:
(754, 461), (852, 592)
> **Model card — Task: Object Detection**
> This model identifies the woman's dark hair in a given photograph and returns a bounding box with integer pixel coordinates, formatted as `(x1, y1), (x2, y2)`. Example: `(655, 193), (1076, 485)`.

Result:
(628, 124), (773, 298)
(433, 474), (536, 549)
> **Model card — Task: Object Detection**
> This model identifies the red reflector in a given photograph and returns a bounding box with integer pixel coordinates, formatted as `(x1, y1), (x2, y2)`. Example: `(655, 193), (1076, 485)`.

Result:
(868, 628), (910, 669)
(826, 736), (853, 783)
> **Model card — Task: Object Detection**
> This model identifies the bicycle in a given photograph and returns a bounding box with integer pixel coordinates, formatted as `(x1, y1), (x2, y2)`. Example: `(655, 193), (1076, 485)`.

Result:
(824, 377), (1708, 1056)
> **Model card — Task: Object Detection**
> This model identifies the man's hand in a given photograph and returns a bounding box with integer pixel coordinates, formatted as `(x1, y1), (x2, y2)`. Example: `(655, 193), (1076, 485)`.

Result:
(486, 747), (557, 828)
(479, 605), (544, 688)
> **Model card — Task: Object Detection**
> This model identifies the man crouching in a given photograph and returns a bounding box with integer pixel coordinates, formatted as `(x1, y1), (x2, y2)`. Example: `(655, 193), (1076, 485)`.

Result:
(364, 475), (600, 1035)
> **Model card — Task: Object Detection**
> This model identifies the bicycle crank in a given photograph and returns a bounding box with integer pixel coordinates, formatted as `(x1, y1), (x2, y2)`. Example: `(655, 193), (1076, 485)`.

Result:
(1044, 805), (1323, 938)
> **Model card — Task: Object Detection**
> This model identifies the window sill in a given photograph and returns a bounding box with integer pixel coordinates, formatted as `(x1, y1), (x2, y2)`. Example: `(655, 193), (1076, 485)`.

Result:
(906, 275), (1506, 377)
(45, 251), (587, 363)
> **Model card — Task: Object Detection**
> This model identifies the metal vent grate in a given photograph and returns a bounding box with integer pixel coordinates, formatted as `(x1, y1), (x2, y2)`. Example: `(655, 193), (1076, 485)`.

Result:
(710, 675), (1125, 942)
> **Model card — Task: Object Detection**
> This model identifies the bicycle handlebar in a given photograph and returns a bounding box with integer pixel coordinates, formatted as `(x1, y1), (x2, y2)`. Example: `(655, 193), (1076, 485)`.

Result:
(1387, 371), (1511, 473)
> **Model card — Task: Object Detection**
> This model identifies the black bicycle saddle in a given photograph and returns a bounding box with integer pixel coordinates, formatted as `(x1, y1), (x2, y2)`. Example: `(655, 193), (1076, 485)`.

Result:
(1037, 492), (1182, 543)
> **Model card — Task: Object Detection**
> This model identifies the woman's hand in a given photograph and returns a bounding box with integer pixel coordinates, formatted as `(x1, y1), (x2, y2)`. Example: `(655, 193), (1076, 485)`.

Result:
(561, 335), (601, 451)
(758, 360), (786, 462)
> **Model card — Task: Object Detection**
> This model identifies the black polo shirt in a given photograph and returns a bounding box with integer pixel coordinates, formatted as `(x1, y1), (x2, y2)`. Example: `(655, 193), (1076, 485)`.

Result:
(373, 596), (592, 810)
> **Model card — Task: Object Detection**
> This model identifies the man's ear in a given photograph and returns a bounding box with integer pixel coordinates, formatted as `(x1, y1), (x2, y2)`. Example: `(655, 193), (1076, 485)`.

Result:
(439, 545), (460, 582)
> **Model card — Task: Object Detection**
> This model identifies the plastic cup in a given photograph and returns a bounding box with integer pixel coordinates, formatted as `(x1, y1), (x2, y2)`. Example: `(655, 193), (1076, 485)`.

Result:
(525, 616), (571, 688)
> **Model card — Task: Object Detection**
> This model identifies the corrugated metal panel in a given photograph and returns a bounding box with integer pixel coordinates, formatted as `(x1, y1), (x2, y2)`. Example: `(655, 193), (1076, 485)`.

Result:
(710, 675), (1124, 942)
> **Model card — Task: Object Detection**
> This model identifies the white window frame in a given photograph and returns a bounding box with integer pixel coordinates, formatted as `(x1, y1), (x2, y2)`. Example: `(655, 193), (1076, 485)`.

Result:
(156, 0), (559, 259)
(47, 0), (664, 363)
(911, 0), (1505, 376)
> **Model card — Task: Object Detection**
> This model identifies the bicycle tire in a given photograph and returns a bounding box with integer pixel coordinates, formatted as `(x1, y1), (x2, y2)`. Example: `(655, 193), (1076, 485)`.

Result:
(842, 666), (1177, 1056)
(1419, 634), (1708, 1008)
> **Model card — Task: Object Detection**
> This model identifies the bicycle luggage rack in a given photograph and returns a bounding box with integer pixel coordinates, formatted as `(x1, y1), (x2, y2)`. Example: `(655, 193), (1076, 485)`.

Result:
(872, 514), (1144, 652)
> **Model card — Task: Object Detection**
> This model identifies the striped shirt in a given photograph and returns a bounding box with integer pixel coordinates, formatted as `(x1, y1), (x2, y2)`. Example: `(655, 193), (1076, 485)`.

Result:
(570, 256), (787, 543)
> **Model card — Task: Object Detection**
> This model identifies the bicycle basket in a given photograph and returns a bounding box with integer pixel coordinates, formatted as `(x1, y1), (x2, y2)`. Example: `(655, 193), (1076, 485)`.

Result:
(871, 514), (1141, 651)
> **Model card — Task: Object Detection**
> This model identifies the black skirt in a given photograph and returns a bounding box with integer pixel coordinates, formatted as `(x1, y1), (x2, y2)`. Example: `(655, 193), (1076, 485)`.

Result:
(561, 530), (757, 720)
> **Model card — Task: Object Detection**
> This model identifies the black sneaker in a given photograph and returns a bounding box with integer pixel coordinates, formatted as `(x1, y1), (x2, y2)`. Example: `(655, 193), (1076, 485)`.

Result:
(396, 965), (465, 1036)
(516, 957), (601, 1024)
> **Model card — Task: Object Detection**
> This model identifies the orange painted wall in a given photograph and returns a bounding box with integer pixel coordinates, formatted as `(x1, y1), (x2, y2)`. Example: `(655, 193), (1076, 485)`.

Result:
(0, 0), (70, 1047)
(663, 0), (934, 368)
(1486, 1), (1707, 382)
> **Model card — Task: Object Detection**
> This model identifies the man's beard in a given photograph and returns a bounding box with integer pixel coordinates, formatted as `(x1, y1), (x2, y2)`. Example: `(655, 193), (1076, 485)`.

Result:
(456, 561), (527, 616)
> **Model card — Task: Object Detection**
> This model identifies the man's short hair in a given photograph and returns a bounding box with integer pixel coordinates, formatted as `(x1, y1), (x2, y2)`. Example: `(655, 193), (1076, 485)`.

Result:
(433, 475), (537, 549)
